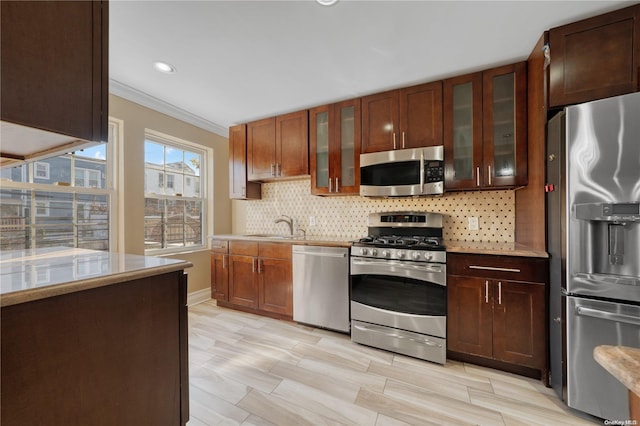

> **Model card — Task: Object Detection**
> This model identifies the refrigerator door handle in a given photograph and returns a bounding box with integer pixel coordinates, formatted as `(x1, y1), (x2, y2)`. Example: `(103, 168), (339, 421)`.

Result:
(575, 306), (640, 326)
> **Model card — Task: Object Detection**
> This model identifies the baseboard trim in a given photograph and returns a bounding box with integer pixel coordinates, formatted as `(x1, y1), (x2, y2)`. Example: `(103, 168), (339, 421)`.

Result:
(187, 288), (211, 306)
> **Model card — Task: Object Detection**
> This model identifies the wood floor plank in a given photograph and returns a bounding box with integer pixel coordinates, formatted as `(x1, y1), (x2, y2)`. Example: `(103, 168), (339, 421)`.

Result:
(186, 301), (601, 426)
(383, 380), (505, 425)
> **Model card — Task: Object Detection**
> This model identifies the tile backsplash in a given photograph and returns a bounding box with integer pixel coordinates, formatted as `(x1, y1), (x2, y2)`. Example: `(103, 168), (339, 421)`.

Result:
(242, 178), (515, 242)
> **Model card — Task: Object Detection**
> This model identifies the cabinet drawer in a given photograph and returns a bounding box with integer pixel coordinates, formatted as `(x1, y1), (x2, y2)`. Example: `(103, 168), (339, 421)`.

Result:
(230, 240), (259, 256)
(259, 242), (291, 260)
(210, 239), (229, 253)
(448, 253), (547, 283)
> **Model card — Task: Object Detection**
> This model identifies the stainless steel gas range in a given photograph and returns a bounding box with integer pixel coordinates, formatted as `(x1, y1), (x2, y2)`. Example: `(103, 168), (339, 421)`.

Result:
(350, 211), (447, 364)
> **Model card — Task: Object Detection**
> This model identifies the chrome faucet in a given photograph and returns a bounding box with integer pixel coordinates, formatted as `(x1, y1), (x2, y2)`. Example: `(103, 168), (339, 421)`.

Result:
(274, 215), (294, 236)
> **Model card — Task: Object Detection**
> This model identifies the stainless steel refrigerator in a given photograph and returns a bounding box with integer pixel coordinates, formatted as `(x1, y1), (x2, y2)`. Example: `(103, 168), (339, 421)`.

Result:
(547, 91), (640, 420)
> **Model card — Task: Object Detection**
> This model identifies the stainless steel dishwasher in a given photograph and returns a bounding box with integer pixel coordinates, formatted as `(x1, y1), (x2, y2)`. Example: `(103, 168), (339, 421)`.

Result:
(292, 245), (350, 333)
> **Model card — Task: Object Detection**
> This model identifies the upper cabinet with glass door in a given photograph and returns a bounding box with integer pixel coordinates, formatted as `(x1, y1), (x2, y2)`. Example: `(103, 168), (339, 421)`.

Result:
(310, 98), (361, 195)
(444, 62), (527, 190)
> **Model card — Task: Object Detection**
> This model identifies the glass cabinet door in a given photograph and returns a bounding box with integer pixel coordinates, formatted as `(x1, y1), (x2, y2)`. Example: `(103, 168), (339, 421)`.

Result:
(444, 72), (483, 190)
(315, 110), (330, 190)
(339, 105), (355, 189)
(311, 99), (360, 195)
(335, 98), (361, 194)
(452, 82), (474, 180)
(483, 62), (527, 188)
(310, 106), (330, 194)
(490, 72), (516, 179)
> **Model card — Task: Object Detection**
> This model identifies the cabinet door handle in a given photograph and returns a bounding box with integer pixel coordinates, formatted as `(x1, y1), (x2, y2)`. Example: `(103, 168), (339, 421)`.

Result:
(498, 281), (502, 305)
(329, 177), (333, 193)
(223, 255), (227, 269)
(402, 131), (406, 149)
(488, 165), (492, 185)
(469, 265), (521, 273)
(476, 167), (480, 187)
(485, 280), (489, 304)
(393, 132), (397, 150)
(257, 259), (262, 274)
(335, 177), (339, 193)
(242, 186), (246, 198)
(276, 163), (281, 176)
(270, 164), (275, 176)
(252, 258), (256, 273)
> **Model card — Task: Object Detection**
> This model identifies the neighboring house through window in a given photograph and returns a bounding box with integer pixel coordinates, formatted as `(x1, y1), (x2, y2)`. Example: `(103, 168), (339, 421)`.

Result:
(143, 130), (208, 253)
(0, 121), (118, 251)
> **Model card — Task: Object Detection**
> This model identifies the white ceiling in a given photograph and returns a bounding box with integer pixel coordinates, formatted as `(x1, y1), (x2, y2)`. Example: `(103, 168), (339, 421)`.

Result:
(109, 0), (633, 137)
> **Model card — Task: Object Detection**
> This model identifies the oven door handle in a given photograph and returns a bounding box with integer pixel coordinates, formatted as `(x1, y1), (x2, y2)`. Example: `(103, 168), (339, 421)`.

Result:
(353, 324), (442, 347)
(351, 258), (444, 273)
(350, 258), (446, 286)
(575, 306), (640, 326)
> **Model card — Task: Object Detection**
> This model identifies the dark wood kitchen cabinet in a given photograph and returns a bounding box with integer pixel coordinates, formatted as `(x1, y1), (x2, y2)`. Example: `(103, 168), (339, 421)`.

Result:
(229, 124), (261, 199)
(447, 253), (547, 380)
(221, 241), (293, 319)
(1, 1), (108, 160)
(210, 239), (229, 301)
(361, 81), (443, 153)
(247, 110), (309, 181)
(444, 62), (528, 190)
(549, 4), (640, 108)
(1, 270), (189, 426)
(310, 98), (361, 195)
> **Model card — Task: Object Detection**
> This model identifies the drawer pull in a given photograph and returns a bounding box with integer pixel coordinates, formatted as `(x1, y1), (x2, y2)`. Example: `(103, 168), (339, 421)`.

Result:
(469, 265), (521, 273)
(485, 281), (489, 304)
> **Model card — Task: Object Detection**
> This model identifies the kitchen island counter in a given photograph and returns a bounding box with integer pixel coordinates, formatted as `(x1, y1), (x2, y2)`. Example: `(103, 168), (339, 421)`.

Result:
(1, 247), (191, 425)
(0, 247), (192, 307)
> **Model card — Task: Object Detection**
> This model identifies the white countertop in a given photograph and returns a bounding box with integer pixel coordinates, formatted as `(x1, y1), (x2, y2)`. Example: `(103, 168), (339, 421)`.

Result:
(0, 247), (192, 307)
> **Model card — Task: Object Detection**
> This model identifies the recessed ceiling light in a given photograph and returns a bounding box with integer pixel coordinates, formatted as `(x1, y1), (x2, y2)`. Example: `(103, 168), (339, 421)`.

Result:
(153, 61), (176, 74)
(316, 0), (338, 6)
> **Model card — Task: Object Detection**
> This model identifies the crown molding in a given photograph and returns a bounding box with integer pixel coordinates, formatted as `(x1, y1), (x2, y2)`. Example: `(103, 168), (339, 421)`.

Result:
(109, 79), (228, 137)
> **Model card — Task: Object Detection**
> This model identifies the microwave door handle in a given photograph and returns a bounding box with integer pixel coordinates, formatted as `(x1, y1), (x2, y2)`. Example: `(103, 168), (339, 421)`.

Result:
(420, 149), (425, 193)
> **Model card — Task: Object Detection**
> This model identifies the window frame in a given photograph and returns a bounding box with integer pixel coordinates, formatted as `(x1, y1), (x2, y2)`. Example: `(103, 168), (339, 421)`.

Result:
(0, 120), (119, 251)
(143, 129), (211, 255)
(34, 162), (50, 180)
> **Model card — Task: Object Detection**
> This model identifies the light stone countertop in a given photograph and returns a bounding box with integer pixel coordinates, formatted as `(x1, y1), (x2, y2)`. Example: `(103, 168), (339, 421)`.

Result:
(594, 345), (640, 396)
(0, 247), (192, 307)
(209, 234), (356, 248)
(211, 235), (548, 257)
(444, 240), (549, 258)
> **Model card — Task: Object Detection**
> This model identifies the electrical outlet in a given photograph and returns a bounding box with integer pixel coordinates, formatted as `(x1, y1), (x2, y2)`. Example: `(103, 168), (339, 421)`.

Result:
(309, 216), (316, 226)
(468, 217), (479, 231)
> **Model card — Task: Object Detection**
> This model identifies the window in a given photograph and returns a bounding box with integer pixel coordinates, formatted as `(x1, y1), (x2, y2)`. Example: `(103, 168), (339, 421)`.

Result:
(144, 132), (206, 253)
(0, 124), (116, 251)
(35, 201), (49, 217)
(34, 162), (50, 180)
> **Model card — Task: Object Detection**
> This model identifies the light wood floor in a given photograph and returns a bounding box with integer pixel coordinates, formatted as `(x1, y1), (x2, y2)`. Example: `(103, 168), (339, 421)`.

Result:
(186, 300), (600, 426)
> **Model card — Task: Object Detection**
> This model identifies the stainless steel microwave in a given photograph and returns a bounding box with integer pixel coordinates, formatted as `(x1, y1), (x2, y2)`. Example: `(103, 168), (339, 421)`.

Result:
(359, 146), (444, 197)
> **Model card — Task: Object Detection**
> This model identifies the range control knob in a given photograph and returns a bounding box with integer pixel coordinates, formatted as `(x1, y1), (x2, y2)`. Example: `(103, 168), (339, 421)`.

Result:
(371, 249), (378, 256)
(360, 248), (368, 256)
(397, 250), (406, 259)
(412, 252), (421, 260)
(424, 252), (433, 261)
(381, 249), (390, 257)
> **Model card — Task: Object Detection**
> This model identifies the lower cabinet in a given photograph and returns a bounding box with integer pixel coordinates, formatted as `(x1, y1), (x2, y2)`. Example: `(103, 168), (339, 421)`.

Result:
(210, 239), (229, 301)
(216, 240), (293, 319)
(447, 253), (548, 380)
